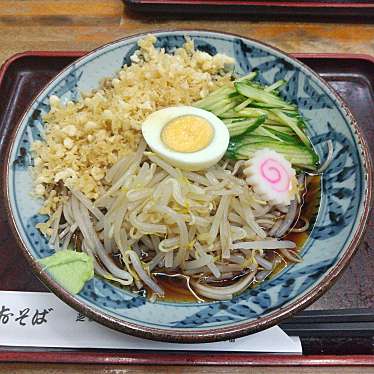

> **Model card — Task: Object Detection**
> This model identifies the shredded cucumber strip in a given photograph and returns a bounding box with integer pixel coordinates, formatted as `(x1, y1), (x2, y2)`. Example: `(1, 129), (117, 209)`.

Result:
(193, 72), (319, 170)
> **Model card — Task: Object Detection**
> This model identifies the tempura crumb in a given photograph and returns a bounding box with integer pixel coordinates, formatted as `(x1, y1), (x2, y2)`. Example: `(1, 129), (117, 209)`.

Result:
(31, 34), (234, 218)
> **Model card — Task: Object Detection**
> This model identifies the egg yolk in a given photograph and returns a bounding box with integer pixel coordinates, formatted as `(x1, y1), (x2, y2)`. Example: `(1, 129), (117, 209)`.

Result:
(161, 115), (214, 153)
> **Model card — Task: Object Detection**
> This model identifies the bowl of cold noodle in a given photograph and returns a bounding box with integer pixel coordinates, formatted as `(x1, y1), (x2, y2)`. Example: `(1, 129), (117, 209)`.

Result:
(4, 30), (372, 343)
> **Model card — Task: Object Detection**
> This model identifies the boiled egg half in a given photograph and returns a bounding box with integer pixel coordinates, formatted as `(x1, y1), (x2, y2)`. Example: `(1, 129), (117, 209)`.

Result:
(141, 106), (229, 171)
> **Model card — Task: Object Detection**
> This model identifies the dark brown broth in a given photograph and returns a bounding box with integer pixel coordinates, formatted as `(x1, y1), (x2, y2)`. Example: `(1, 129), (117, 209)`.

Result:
(282, 174), (321, 250)
(153, 273), (199, 302)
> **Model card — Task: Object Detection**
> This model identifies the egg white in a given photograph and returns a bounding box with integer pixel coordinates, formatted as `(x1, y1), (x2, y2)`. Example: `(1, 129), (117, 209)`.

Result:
(141, 106), (229, 171)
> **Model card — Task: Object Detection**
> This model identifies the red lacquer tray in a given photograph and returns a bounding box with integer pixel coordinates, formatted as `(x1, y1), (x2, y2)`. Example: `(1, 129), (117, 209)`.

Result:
(0, 51), (373, 365)
(123, 0), (374, 18)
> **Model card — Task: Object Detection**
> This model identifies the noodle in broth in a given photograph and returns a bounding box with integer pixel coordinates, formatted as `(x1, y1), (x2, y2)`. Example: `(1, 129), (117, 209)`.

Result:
(46, 140), (319, 301)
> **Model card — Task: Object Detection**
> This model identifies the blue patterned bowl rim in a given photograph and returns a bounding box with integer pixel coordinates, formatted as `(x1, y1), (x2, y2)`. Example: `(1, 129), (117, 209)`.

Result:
(3, 29), (373, 343)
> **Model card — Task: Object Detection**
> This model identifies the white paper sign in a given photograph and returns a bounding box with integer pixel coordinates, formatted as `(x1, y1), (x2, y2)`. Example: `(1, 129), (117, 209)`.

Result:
(0, 291), (301, 353)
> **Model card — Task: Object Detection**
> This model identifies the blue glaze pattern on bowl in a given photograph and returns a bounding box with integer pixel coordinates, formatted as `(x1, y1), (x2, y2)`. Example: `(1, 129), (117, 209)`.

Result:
(5, 30), (371, 342)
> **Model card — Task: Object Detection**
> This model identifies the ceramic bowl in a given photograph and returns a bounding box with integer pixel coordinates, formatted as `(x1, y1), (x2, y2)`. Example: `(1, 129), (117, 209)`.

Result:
(4, 30), (372, 343)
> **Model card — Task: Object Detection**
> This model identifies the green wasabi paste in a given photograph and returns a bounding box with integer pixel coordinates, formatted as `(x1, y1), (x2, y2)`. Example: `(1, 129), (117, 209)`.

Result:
(39, 250), (94, 294)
